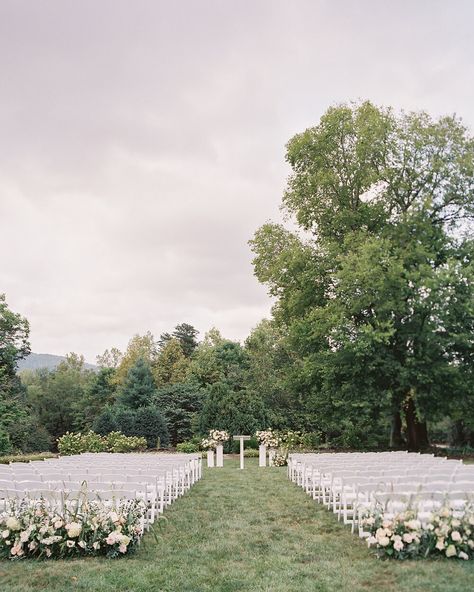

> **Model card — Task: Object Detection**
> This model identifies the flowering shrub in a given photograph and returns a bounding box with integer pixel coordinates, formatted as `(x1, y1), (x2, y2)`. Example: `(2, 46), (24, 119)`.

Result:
(57, 431), (147, 455)
(0, 497), (145, 560)
(364, 505), (474, 560)
(256, 429), (280, 448)
(105, 432), (147, 453)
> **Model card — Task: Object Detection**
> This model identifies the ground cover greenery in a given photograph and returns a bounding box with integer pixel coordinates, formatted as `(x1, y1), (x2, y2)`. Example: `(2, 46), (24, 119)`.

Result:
(1, 458), (473, 592)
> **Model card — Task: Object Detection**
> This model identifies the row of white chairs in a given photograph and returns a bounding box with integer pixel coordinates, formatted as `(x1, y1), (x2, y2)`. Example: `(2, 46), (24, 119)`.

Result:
(0, 453), (202, 528)
(288, 452), (474, 537)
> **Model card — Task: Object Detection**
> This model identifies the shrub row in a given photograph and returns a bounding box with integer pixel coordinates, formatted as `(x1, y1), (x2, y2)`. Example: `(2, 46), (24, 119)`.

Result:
(0, 452), (58, 465)
(57, 431), (147, 455)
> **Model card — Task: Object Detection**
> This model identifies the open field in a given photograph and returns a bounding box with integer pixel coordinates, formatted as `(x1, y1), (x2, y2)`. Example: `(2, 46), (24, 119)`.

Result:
(1, 457), (474, 592)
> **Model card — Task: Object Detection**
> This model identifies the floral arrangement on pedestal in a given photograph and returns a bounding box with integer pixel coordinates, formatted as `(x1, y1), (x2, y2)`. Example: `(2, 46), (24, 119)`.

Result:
(209, 430), (229, 444)
(255, 429), (280, 448)
(0, 497), (146, 560)
(363, 505), (474, 560)
(200, 430), (229, 450)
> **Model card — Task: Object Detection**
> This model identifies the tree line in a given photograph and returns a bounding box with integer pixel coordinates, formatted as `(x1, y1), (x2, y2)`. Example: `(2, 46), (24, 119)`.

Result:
(1, 101), (473, 453)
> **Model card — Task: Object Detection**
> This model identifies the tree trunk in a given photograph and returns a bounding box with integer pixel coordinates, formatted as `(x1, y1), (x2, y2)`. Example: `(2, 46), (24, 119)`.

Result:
(404, 393), (429, 450)
(390, 410), (404, 448)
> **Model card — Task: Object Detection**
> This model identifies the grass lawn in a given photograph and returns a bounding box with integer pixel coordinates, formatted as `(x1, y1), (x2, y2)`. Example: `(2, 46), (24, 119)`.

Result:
(1, 457), (474, 592)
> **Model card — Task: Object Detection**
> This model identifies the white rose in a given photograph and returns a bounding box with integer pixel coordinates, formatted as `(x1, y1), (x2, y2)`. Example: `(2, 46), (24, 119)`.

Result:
(459, 551), (469, 560)
(1, 530), (9, 539)
(446, 545), (457, 558)
(54, 520), (63, 529)
(468, 540), (474, 549)
(5, 517), (20, 531)
(451, 531), (462, 542)
(451, 519), (461, 528)
(66, 522), (82, 538)
(435, 539), (445, 551)
(393, 539), (404, 552)
(378, 536), (391, 547)
(402, 533), (413, 544)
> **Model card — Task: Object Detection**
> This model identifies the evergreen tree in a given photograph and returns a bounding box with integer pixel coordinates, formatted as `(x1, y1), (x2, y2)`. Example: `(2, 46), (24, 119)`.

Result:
(117, 357), (157, 409)
(133, 406), (169, 448)
(154, 383), (203, 446)
(172, 323), (199, 357)
(93, 406), (118, 435)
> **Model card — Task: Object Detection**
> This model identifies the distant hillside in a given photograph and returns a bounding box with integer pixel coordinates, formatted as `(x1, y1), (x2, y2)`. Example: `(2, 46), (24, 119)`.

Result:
(17, 353), (97, 372)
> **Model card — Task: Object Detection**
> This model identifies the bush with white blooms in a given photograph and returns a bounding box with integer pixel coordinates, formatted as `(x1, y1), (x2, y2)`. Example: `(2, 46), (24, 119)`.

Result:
(364, 505), (474, 560)
(0, 497), (146, 560)
(208, 430), (229, 444)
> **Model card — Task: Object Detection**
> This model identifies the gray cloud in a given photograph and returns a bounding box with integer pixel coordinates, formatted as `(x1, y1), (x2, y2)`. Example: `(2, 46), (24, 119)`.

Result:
(1, 0), (474, 361)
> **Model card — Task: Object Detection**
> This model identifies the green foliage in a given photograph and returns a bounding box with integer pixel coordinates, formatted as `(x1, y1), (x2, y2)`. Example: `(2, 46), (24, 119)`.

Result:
(0, 452), (57, 464)
(113, 407), (137, 436)
(117, 357), (157, 409)
(176, 441), (200, 453)
(0, 427), (12, 455)
(251, 101), (474, 450)
(133, 406), (169, 448)
(153, 383), (203, 446)
(92, 406), (118, 435)
(200, 382), (268, 436)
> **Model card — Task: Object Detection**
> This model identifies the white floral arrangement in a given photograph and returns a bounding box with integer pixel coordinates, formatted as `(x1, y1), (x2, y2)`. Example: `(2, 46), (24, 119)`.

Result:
(0, 496), (145, 560)
(200, 437), (216, 451)
(272, 451), (288, 467)
(363, 505), (474, 560)
(208, 430), (229, 444)
(256, 429), (280, 448)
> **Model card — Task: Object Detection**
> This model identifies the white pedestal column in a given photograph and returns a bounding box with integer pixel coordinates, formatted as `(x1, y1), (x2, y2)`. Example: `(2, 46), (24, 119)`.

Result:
(269, 448), (276, 467)
(259, 444), (267, 467)
(207, 450), (215, 468)
(216, 444), (224, 467)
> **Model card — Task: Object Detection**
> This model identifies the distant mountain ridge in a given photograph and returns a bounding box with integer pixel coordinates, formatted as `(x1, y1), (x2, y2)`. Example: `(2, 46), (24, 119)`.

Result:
(17, 353), (97, 372)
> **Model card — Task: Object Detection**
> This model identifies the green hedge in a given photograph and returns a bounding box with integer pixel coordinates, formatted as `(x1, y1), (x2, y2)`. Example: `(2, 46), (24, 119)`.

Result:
(0, 452), (58, 465)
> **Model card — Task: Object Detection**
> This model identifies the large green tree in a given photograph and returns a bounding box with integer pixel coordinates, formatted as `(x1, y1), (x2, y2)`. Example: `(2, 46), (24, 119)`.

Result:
(251, 101), (474, 450)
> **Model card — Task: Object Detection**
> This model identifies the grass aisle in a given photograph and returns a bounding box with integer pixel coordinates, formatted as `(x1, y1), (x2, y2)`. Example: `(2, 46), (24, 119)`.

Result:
(1, 458), (474, 592)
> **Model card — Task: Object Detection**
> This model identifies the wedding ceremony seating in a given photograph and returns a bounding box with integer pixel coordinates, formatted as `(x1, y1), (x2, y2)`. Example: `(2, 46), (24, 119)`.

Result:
(0, 452), (202, 529)
(288, 452), (474, 537)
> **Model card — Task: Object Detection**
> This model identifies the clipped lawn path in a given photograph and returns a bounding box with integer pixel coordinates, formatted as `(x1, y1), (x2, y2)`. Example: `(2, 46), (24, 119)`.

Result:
(2, 457), (474, 592)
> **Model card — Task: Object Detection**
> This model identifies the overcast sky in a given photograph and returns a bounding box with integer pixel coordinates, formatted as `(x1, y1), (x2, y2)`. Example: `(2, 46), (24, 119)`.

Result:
(1, 0), (473, 362)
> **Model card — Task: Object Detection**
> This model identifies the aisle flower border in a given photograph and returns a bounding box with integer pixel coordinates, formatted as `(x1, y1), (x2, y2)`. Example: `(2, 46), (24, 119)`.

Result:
(363, 504), (474, 560)
(0, 495), (146, 560)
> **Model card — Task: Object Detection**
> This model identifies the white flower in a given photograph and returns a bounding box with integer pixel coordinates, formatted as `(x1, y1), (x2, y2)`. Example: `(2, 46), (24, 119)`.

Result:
(451, 519), (461, 528)
(118, 543), (127, 553)
(435, 538), (445, 551)
(66, 522), (82, 538)
(5, 517), (20, 531)
(402, 533), (413, 544)
(365, 516), (375, 526)
(28, 541), (37, 551)
(93, 541), (100, 550)
(66, 540), (75, 548)
(108, 512), (119, 523)
(78, 540), (86, 549)
(446, 545), (457, 558)
(468, 540), (474, 549)
(54, 520), (63, 529)
(405, 519), (421, 530)
(393, 539), (404, 552)
(459, 551), (469, 560)
(450, 530), (461, 542)
(106, 531), (119, 545)
(1, 529), (9, 539)
(378, 536), (390, 547)
(45, 548), (52, 557)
